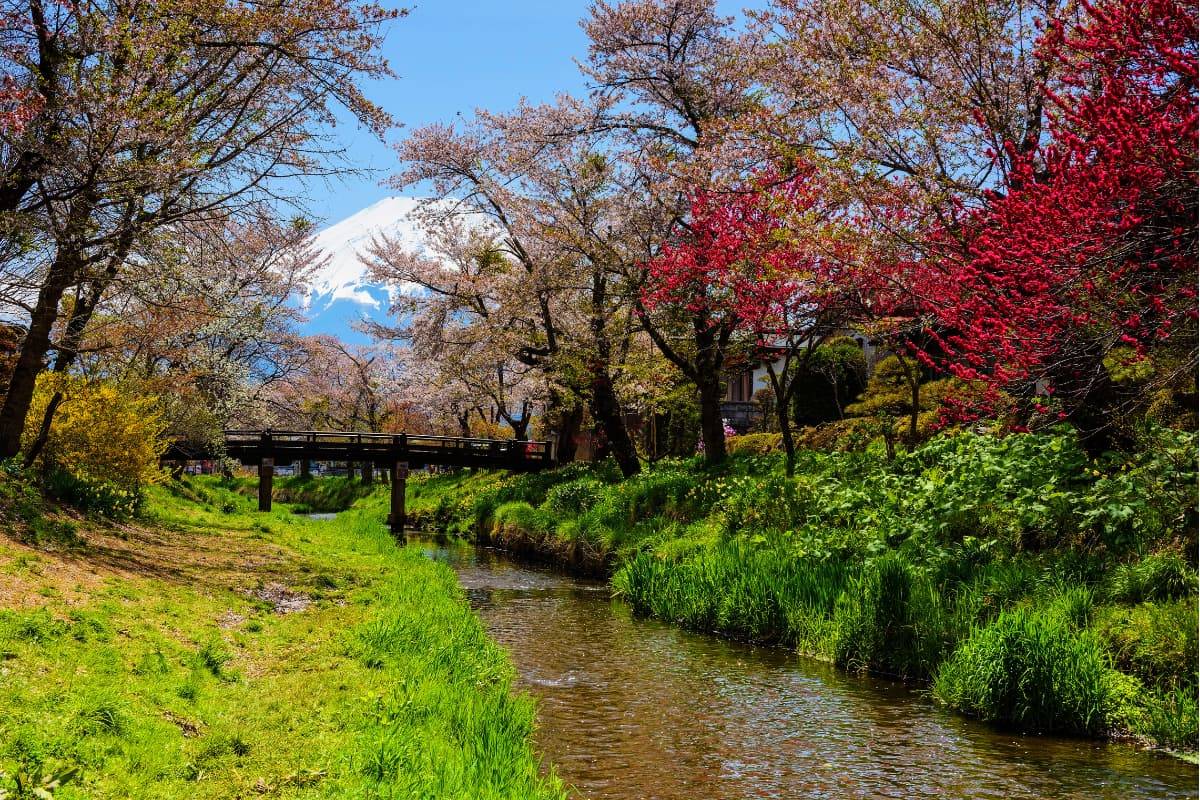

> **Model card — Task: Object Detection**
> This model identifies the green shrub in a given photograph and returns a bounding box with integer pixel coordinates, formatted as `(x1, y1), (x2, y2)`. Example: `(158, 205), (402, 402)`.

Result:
(1093, 599), (1198, 688)
(1134, 685), (1200, 751)
(44, 467), (143, 519)
(1106, 552), (1196, 604)
(491, 502), (552, 539)
(933, 606), (1113, 736)
(727, 433), (783, 456)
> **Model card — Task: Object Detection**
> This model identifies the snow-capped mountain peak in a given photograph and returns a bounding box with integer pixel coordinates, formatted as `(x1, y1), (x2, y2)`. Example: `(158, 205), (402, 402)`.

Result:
(307, 195), (427, 310)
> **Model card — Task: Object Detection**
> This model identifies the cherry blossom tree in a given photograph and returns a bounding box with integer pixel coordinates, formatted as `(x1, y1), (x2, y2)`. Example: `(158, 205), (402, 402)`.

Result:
(0, 0), (403, 458)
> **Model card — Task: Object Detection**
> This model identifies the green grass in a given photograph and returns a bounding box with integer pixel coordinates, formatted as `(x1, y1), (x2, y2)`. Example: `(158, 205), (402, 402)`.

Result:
(932, 606), (1113, 736)
(0, 476), (564, 799)
(408, 428), (1199, 753)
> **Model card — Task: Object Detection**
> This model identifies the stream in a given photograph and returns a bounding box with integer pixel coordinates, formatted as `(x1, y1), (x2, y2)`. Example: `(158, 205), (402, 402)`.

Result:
(420, 539), (1196, 800)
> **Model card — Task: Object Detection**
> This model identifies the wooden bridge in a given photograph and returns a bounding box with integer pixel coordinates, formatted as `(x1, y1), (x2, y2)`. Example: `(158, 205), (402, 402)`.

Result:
(164, 430), (555, 533)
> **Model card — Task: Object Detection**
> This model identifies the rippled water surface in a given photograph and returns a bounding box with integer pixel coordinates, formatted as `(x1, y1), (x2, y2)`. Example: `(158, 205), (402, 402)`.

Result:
(423, 541), (1196, 800)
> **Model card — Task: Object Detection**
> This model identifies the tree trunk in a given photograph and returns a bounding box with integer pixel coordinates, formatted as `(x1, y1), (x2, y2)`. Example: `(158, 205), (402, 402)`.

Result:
(23, 211), (140, 465)
(21, 390), (63, 468)
(590, 370), (640, 477)
(508, 418), (529, 440)
(777, 394), (797, 477)
(553, 401), (583, 464)
(895, 355), (921, 445)
(696, 372), (727, 466)
(0, 192), (95, 458)
(0, 258), (77, 458)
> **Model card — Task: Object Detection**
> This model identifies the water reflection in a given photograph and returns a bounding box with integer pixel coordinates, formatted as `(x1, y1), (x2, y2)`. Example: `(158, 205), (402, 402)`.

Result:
(424, 541), (1196, 800)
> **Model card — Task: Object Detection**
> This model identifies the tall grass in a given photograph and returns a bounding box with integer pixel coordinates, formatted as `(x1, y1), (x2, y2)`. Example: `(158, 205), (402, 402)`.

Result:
(832, 554), (950, 679)
(932, 607), (1113, 736)
(614, 538), (852, 647)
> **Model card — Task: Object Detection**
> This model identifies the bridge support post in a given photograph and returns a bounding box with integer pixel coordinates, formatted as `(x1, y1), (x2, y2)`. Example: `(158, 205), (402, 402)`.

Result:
(361, 461), (374, 485)
(388, 461), (408, 535)
(300, 458), (311, 479)
(258, 457), (273, 512)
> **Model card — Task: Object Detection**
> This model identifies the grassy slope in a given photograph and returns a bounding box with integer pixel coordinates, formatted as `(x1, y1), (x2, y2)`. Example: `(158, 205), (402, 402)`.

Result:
(404, 431), (1199, 755)
(0, 477), (564, 799)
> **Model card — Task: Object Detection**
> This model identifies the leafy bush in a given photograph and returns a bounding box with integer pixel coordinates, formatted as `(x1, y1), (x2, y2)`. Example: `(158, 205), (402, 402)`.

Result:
(1094, 600), (1198, 688)
(1134, 685), (1200, 751)
(23, 374), (167, 496)
(726, 433), (783, 455)
(1077, 427), (1198, 552)
(719, 473), (813, 537)
(491, 502), (553, 539)
(933, 606), (1113, 736)
(43, 467), (143, 519)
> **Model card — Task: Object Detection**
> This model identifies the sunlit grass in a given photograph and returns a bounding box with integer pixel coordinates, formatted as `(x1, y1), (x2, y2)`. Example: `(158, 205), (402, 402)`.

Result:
(0, 477), (564, 799)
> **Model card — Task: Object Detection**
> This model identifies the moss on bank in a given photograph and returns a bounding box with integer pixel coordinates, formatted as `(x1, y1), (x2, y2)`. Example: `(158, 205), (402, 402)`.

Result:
(407, 428), (1199, 754)
(0, 475), (564, 799)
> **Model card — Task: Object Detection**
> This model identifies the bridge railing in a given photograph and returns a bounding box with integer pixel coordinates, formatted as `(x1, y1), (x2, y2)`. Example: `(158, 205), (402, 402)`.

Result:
(220, 430), (553, 462)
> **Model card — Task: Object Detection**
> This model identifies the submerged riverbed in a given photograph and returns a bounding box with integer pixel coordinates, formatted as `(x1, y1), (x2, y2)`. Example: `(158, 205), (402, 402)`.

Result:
(423, 539), (1195, 800)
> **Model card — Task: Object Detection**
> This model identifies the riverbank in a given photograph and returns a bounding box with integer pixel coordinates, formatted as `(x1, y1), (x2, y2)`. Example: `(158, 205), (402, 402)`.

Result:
(406, 428), (1199, 755)
(0, 476), (564, 798)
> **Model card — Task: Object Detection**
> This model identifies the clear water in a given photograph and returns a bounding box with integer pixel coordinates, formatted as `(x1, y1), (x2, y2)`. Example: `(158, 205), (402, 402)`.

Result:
(425, 540), (1197, 800)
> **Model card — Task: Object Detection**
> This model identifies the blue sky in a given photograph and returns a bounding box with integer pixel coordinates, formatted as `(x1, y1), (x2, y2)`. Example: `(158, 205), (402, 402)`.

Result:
(308, 0), (593, 226)
(306, 0), (757, 227)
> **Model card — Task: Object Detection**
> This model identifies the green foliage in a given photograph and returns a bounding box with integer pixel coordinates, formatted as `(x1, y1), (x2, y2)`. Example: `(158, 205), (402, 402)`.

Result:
(614, 538), (852, 648)
(1078, 427), (1199, 552)
(273, 475), (374, 514)
(43, 467), (143, 519)
(792, 337), (868, 427)
(1094, 600), (1198, 688)
(1132, 685), (1200, 752)
(644, 383), (702, 458)
(0, 762), (79, 799)
(833, 554), (949, 679)
(1105, 552), (1196, 604)
(933, 607), (1113, 736)
(726, 432), (783, 455)
(542, 478), (604, 517)
(0, 463), (81, 548)
(491, 502), (553, 539)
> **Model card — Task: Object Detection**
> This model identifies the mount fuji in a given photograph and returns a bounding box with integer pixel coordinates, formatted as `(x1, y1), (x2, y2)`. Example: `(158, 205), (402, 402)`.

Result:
(302, 196), (428, 340)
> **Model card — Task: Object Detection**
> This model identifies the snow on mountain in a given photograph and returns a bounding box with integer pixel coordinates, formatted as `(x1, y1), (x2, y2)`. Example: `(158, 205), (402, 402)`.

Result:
(306, 195), (427, 310)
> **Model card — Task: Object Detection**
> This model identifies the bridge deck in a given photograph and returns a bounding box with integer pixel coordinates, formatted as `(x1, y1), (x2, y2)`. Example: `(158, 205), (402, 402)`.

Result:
(164, 429), (554, 472)
(164, 429), (555, 534)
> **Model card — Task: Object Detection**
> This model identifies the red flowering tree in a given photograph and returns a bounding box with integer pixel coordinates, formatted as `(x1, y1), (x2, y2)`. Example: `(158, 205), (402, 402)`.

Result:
(911, 0), (1197, 436)
(641, 167), (856, 468)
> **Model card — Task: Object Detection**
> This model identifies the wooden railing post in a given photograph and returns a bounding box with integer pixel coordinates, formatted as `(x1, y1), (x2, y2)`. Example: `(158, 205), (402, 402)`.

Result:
(389, 461), (408, 535)
(258, 431), (273, 512)
(258, 457), (273, 512)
